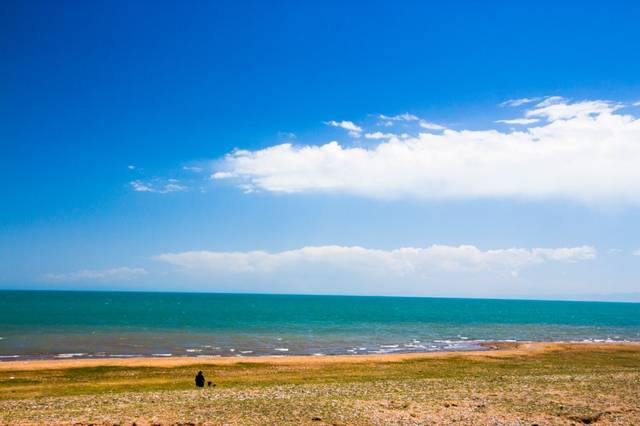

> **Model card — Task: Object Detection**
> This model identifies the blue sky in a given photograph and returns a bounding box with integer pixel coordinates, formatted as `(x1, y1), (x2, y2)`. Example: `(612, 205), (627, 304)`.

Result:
(2, 0), (640, 300)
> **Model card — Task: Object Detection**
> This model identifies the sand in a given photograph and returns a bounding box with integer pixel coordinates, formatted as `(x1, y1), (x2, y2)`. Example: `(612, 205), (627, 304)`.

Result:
(0, 341), (601, 371)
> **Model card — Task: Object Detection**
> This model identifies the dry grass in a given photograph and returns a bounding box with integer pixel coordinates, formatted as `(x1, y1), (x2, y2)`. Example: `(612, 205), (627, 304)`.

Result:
(0, 343), (639, 425)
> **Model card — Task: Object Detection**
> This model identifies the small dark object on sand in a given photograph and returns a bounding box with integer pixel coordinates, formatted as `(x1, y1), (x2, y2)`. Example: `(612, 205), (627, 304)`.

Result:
(207, 381), (215, 387)
(312, 417), (322, 421)
(195, 371), (205, 388)
(568, 413), (603, 424)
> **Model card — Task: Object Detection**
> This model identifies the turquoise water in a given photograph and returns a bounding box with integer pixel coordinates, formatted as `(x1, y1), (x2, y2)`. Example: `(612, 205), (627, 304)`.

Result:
(0, 291), (638, 359)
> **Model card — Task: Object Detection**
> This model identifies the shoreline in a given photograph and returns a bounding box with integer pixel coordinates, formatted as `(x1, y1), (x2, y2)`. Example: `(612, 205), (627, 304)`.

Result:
(2, 341), (639, 371)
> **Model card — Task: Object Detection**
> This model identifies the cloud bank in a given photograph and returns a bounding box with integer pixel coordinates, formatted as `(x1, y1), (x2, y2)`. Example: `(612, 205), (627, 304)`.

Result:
(156, 245), (595, 279)
(214, 97), (640, 203)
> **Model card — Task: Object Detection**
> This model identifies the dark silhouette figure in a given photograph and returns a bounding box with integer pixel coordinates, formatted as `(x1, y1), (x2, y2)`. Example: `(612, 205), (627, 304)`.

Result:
(195, 371), (205, 388)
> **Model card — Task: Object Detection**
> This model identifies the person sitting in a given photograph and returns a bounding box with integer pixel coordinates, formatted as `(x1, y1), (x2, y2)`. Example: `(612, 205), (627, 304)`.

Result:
(195, 371), (205, 388)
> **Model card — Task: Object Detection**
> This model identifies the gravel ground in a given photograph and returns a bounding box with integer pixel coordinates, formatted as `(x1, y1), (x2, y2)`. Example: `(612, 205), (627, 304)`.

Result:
(2, 372), (638, 425)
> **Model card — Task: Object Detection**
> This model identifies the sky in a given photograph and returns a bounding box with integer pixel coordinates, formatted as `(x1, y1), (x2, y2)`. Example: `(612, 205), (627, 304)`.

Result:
(2, 0), (640, 300)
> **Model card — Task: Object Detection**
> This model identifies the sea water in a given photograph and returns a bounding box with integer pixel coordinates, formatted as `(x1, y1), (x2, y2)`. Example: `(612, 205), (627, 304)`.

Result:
(0, 291), (638, 359)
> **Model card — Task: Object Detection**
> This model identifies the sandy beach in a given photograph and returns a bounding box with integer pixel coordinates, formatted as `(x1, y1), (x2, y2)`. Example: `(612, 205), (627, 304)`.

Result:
(0, 341), (548, 371)
(1, 342), (639, 425)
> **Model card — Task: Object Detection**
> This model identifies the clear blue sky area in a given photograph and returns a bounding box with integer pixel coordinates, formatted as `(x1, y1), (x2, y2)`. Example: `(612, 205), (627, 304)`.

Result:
(2, 1), (640, 300)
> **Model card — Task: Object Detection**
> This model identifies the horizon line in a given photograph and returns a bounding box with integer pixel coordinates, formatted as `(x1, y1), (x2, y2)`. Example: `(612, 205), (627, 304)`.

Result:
(1, 287), (638, 304)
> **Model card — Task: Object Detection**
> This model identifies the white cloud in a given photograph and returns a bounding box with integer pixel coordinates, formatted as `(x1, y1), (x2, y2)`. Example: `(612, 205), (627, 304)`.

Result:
(378, 113), (420, 122)
(156, 245), (595, 278)
(364, 132), (410, 140)
(131, 180), (153, 192)
(535, 96), (564, 106)
(633, 101), (640, 107)
(419, 120), (445, 130)
(526, 99), (622, 121)
(41, 267), (147, 283)
(130, 179), (186, 194)
(214, 98), (640, 203)
(325, 120), (362, 138)
(153, 245), (598, 296)
(495, 118), (540, 125)
(212, 172), (233, 179)
(376, 114), (444, 130)
(365, 132), (395, 140)
(500, 97), (541, 107)
(633, 249), (640, 256)
(127, 165), (136, 170)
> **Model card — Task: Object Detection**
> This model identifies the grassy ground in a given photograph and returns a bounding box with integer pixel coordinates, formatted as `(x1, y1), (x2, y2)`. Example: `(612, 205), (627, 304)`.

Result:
(0, 343), (639, 425)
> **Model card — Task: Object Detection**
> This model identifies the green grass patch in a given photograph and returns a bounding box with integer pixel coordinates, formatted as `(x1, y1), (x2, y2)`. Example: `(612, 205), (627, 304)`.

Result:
(1, 345), (639, 400)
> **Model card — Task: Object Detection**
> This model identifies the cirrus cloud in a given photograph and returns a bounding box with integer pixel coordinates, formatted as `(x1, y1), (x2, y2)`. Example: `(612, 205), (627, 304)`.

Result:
(130, 179), (186, 194)
(500, 97), (542, 107)
(325, 120), (362, 138)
